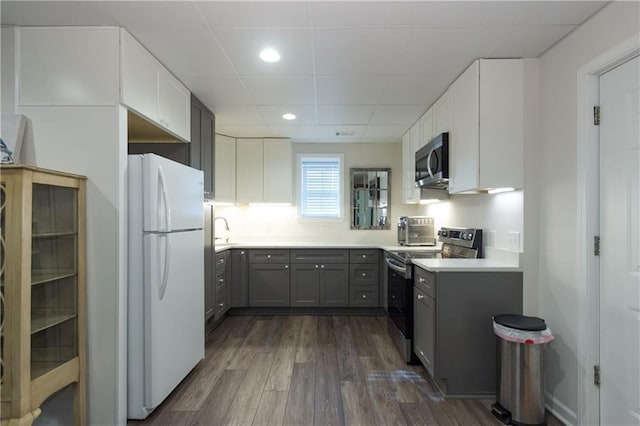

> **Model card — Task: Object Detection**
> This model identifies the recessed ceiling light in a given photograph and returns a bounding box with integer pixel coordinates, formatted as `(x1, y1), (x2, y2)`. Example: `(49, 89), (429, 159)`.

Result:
(282, 113), (296, 120)
(259, 48), (280, 63)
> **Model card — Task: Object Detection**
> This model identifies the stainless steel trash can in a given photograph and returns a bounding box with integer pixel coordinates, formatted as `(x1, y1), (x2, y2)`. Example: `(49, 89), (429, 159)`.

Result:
(491, 314), (554, 426)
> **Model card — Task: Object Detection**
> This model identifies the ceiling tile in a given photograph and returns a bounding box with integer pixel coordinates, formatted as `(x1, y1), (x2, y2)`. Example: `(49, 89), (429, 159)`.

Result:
(517, 1), (606, 25)
(258, 106), (316, 125)
(182, 76), (252, 106)
(242, 76), (315, 106)
(197, 1), (311, 28)
(210, 106), (264, 126)
(217, 125), (273, 138)
(318, 106), (376, 125)
(369, 105), (425, 125)
(213, 28), (313, 76)
(362, 125), (409, 140)
(0, 1), (116, 26)
(490, 25), (577, 58)
(316, 76), (387, 105)
(93, 1), (206, 29)
(129, 29), (236, 77)
(378, 75), (452, 106)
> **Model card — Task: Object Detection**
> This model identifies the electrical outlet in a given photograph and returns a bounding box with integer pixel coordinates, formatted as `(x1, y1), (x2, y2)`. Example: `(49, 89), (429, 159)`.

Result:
(508, 232), (520, 251)
(488, 230), (497, 247)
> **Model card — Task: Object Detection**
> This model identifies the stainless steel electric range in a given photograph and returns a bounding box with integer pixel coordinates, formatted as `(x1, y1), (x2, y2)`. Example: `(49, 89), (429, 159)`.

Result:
(385, 227), (483, 363)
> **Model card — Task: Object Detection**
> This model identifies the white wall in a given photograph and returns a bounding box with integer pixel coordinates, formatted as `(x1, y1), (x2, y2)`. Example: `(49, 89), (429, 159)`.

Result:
(1, 27), (16, 115)
(537, 2), (639, 424)
(215, 142), (419, 243)
(7, 27), (128, 426)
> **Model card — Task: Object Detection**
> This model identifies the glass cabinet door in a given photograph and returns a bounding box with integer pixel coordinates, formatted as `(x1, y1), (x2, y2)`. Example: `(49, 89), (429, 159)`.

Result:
(30, 184), (78, 379)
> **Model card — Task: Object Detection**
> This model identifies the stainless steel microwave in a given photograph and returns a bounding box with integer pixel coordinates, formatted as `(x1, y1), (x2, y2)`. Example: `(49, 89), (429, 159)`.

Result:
(415, 132), (449, 189)
(397, 216), (436, 246)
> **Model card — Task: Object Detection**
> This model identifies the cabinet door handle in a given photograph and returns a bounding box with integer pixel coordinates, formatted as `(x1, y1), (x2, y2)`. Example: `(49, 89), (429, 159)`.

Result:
(267, 254), (271, 259)
(315, 265), (319, 269)
(418, 277), (426, 283)
(362, 294), (367, 299)
(321, 265), (325, 269)
(240, 251), (245, 255)
(362, 254), (367, 259)
(417, 294), (425, 300)
(284, 264), (289, 269)
(361, 272), (366, 277)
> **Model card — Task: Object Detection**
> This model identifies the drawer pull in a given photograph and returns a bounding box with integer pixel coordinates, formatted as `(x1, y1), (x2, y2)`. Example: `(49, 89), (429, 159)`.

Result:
(218, 258), (225, 265)
(418, 277), (426, 283)
(417, 294), (425, 300)
(284, 264), (289, 269)
(218, 278), (224, 284)
(315, 265), (319, 269)
(218, 303), (224, 308)
(267, 254), (271, 259)
(321, 265), (325, 269)
(362, 254), (367, 259)
(240, 251), (245, 255)
(362, 294), (367, 299)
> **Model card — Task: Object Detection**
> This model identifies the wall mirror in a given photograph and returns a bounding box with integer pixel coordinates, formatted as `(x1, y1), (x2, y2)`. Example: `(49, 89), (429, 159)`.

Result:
(350, 168), (391, 230)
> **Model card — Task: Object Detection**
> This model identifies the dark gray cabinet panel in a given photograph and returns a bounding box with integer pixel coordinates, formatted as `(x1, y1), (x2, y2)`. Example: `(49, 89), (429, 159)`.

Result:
(349, 286), (378, 307)
(413, 286), (435, 376)
(190, 94), (215, 196)
(214, 251), (229, 321)
(349, 264), (378, 286)
(249, 263), (290, 307)
(291, 249), (349, 264)
(412, 267), (523, 397)
(231, 249), (249, 307)
(320, 264), (349, 307)
(349, 249), (379, 264)
(290, 264), (320, 307)
(204, 205), (214, 320)
(249, 250), (290, 264)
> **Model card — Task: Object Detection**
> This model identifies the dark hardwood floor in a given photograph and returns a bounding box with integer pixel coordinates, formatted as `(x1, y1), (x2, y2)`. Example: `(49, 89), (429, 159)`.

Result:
(129, 315), (562, 426)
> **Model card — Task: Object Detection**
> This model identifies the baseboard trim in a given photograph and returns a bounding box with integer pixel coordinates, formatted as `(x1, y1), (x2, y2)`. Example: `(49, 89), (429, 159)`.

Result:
(227, 307), (386, 316)
(545, 393), (578, 426)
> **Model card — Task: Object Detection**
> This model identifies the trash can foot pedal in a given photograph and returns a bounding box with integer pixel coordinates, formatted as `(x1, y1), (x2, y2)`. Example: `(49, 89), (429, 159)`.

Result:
(491, 403), (511, 424)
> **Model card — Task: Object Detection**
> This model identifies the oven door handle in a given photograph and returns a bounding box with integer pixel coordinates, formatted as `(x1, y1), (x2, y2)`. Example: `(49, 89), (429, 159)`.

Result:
(385, 256), (407, 275)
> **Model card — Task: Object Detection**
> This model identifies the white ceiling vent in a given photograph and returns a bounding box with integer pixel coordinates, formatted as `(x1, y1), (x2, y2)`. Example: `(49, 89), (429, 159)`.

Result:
(335, 131), (356, 137)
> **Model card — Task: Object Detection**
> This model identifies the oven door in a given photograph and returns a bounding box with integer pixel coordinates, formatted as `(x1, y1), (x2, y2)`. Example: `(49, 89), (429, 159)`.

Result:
(385, 255), (412, 339)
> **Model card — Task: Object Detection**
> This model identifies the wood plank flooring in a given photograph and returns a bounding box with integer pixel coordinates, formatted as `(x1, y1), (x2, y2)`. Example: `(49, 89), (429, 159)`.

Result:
(129, 315), (562, 426)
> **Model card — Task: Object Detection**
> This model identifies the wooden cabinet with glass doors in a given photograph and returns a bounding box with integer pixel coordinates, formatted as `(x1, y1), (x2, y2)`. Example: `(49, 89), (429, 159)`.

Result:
(0, 165), (86, 426)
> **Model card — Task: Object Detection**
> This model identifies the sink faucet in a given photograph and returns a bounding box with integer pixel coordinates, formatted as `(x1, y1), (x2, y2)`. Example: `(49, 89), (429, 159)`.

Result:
(214, 217), (230, 243)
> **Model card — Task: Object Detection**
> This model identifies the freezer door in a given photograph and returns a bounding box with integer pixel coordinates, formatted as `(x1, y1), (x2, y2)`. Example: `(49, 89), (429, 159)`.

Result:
(143, 230), (204, 410)
(141, 153), (204, 232)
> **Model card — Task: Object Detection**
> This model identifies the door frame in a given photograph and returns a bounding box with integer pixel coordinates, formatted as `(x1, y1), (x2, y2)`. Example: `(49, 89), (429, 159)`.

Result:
(576, 36), (639, 426)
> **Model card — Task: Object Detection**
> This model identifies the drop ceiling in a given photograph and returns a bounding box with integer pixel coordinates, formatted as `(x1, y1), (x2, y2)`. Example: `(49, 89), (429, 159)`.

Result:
(1, 1), (607, 143)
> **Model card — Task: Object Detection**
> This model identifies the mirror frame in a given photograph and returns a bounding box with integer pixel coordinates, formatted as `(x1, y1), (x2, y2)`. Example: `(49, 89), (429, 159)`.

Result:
(350, 167), (391, 230)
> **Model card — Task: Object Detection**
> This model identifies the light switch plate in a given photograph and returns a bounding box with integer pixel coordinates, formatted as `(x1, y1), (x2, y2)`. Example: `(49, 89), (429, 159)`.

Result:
(508, 232), (520, 251)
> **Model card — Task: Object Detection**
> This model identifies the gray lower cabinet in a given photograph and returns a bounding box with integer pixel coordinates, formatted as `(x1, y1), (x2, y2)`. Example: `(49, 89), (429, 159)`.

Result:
(231, 249), (249, 307)
(349, 249), (380, 307)
(413, 266), (523, 397)
(214, 251), (230, 321)
(204, 205), (214, 320)
(290, 250), (349, 307)
(248, 250), (290, 307)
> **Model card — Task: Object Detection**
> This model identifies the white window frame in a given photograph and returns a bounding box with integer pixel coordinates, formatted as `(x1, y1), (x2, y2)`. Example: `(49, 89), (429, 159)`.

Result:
(297, 153), (344, 221)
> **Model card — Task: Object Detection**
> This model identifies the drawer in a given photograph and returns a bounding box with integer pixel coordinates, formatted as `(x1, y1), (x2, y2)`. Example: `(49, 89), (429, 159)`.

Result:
(249, 249), (290, 264)
(215, 271), (226, 292)
(214, 290), (226, 317)
(291, 249), (348, 264)
(215, 252), (228, 270)
(350, 286), (378, 307)
(349, 264), (378, 286)
(349, 249), (379, 264)
(414, 267), (435, 299)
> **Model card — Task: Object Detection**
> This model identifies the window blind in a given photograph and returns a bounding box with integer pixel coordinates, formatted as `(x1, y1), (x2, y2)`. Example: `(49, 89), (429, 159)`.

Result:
(299, 157), (341, 218)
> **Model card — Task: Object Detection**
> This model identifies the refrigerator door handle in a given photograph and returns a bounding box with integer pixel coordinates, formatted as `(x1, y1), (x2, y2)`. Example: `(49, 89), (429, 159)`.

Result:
(158, 234), (171, 300)
(157, 165), (172, 232)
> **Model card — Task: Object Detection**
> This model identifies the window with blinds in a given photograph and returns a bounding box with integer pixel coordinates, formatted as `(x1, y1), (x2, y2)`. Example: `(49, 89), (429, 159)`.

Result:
(299, 155), (342, 219)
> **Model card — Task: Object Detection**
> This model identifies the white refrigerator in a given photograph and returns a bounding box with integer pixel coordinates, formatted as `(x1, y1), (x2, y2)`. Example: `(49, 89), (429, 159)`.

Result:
(127, 154), (205, 419)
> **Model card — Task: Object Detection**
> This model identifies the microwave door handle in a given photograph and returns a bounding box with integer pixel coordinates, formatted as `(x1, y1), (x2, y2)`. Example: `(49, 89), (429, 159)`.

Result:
(426, 149), (434, 178)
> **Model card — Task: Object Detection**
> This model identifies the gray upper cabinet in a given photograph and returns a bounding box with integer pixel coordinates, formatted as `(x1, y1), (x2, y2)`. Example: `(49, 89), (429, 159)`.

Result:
(191, 94), (215, 197)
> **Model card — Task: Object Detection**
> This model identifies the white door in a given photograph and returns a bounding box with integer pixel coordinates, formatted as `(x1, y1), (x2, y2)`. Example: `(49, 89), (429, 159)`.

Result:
(599, 55), (640, 426)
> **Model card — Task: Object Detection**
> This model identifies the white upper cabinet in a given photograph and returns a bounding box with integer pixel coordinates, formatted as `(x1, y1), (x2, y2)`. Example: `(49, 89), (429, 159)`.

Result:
(401, 130), (414, 204)
(433, 90), (453, 136)
(263, 138), (292, 204)
(449, 59), (524, 194)
(236, 138), (292, 204)
(17, 27), (119, 106)
(120, 29), (190, 142)
(421, 108), (434, 148)
(215, 134), (236, 203)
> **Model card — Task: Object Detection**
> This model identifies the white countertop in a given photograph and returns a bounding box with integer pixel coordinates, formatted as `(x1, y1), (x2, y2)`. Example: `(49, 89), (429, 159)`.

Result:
(411, 258), (521, 272)
(214, 242), (442, 253)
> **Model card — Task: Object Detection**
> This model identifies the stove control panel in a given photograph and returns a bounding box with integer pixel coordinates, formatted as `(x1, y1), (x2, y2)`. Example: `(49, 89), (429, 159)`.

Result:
(438, 227), (483, 257)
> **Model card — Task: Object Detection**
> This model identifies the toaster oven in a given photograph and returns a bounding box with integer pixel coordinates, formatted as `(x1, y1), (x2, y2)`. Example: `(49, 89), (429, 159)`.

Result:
(397, 216), (435, 246)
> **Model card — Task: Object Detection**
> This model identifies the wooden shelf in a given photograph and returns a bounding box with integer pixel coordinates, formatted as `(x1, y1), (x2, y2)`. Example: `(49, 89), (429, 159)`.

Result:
(31, 271), (76, 286)
(31, 313), (76, 335)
